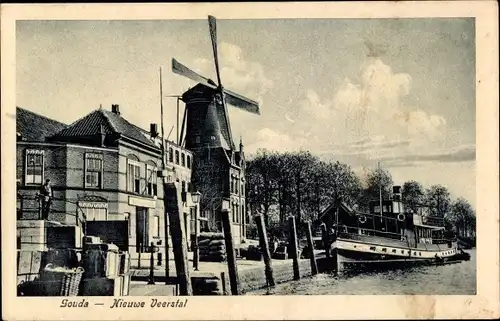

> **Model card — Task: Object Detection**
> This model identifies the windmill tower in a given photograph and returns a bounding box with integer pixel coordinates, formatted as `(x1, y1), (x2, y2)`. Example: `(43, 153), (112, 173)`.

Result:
(172, 16), (260, 241)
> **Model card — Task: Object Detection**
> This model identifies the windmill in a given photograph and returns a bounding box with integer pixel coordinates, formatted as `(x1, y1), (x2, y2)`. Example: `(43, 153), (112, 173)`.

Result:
(171, 15), (260, 151)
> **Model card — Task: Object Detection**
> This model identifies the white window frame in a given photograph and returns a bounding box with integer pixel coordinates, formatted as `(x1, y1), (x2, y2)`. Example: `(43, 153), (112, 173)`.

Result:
(85, 153), (103, 188)
(175, 150), (180, 165)
(79, 202), (108, 221)
(168, 147), (174, 163)
(25, 150), (44, 185)
(152, 215), (160, 238)
(127, 159), (142, 193)
(146, 164), (158, 196)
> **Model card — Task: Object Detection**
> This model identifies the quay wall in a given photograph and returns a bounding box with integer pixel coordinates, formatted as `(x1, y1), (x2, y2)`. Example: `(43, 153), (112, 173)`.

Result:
(237, 259), (313, 293)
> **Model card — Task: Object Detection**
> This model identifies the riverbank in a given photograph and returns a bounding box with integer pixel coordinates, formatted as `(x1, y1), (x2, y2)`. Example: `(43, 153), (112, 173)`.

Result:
(247, 249), (477, 295)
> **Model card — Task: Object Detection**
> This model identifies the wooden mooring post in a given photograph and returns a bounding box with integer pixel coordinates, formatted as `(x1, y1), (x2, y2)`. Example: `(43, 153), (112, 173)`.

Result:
(288, 216), (300, 280)
(255, 215), (275, 287)
(306, 222), (318, 275)
(164, 182), (192, 295)
(221, 207), (240, 295)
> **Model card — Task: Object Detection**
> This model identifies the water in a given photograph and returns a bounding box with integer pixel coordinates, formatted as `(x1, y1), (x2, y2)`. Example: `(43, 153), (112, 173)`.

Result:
(248, 249), (476, 295)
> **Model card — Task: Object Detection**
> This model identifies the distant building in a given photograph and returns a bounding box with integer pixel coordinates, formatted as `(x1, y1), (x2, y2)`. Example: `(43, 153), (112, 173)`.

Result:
(16, 105), (195, 264)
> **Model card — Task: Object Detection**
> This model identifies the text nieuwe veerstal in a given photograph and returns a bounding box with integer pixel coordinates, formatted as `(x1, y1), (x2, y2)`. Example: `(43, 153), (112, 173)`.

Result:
(60, 298), (189, 308)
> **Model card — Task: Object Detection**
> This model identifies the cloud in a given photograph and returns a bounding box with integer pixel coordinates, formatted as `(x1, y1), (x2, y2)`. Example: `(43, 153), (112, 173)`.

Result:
(250, 57), (449, 164)
(193, 42), (273, 106)
(376, 144), (476, 165)
(245, 128), (301, 153)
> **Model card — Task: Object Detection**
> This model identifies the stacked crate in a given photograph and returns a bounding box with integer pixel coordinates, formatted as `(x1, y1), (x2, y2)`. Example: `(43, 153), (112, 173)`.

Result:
(198, 232), (226, 262)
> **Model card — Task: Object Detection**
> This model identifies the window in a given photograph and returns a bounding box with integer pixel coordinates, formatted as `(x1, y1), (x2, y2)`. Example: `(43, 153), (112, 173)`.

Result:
(127, 159), (141, 193)
(25, 150), (44, 184)
(152, 215), (160, 238)
(181, 153), (185, 167)
(168, 148), (173, 163)
(235, 179), (239, 194)
(146, 165), (158, 196)
(241, 183), (244, 196)
(79, 202), (107, 221)
(241, 204), (245, 223)
(175, 150), (180, 164)
(232, 204), (236, 222)
(235, 205), (239, 223)
(85, 153), (103, 188)
(187, 155), (191, 169)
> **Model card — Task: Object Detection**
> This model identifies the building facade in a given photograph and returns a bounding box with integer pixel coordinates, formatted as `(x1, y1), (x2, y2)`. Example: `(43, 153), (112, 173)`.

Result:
(16, 105), (195, 264)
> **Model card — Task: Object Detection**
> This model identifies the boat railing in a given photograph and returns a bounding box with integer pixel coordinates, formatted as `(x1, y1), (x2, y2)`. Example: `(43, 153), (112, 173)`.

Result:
(431, 238), (457, 246)
(338, 225), (403, 241)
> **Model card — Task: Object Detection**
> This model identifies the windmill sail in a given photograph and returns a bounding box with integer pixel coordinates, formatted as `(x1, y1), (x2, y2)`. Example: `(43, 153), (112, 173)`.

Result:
(171, 15), (261, 152)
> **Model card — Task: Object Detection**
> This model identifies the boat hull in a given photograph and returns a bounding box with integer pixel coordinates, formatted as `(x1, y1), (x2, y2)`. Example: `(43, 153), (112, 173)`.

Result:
(331, 237), (459, 273)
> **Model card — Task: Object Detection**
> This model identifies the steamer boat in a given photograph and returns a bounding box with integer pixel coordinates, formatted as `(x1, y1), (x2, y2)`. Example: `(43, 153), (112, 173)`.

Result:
(319, 185), (460, 273)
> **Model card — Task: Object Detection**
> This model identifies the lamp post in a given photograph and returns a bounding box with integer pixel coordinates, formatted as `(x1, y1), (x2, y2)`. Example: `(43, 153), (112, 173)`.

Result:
(191, 191), (202, 271)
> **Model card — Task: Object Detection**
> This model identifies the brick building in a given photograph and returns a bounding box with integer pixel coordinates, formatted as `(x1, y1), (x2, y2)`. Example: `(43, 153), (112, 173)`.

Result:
(16, 105), (195, 264)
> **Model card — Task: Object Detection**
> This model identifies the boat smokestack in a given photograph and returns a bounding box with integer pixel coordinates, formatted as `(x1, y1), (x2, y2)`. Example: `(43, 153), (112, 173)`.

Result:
(392, 185), (403, 214)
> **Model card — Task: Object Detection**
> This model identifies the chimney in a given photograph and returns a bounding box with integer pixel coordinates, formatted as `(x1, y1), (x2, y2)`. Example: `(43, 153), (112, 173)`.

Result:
(150, 123), (158, 138)
(111, 104), (120, 115)
(393, 186), (402, 199)
(392, 185), (403, 214)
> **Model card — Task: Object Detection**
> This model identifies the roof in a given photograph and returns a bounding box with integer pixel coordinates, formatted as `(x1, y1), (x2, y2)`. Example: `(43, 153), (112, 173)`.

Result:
(16, 107), (68, 142)
(51, 108), (158, 149)
(318, 201), (355, 221)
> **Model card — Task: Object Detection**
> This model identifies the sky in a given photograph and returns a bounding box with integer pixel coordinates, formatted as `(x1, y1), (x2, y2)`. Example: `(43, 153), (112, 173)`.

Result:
(16, 18), (476, 207)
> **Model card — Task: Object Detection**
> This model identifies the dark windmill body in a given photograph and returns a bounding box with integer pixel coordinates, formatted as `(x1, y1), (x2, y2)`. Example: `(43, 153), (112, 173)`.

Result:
(172, 16), (260, 244)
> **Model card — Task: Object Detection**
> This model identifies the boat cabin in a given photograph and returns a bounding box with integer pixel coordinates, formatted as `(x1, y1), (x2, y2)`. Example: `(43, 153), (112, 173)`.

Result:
(317, 186), (451, 247)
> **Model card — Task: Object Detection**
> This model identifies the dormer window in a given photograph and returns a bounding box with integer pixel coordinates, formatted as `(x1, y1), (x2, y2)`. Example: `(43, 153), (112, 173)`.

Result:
(187, 155), (191, 169)
(175, 150), (180, 165)
(181, 153), (185, 167)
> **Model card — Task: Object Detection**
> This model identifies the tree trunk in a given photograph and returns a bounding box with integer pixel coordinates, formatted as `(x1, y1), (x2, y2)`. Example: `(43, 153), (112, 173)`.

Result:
(263, 204), (270, 228)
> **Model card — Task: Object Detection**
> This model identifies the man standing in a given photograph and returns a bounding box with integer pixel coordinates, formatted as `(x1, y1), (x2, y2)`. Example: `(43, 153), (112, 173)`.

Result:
(40, 179), (53, 220)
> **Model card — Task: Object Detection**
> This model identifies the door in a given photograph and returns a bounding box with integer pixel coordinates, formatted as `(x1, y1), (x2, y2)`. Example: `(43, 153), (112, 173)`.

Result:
(135, 207), (149, 252)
